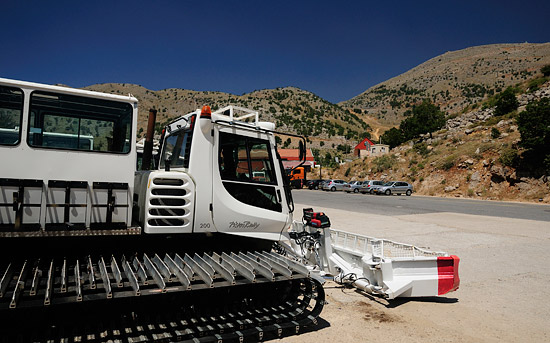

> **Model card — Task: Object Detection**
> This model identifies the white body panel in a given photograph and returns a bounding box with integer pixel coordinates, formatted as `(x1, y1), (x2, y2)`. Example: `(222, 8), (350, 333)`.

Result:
(211, 124), (291, 235)
(140, 105), (294, 236)
(0, 78), (138, 229)
(291, 222), (458, 299)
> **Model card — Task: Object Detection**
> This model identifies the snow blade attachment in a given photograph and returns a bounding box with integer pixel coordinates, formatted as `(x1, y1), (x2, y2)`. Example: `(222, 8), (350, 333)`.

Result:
(329, 229), (459, 298)
(290, 219), (459, 299)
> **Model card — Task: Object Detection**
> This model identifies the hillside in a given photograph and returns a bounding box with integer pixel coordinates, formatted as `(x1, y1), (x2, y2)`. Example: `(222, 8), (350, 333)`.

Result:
(82, 43), (550, 154)
(325, 80), (550, 203)
(78, 43), (550, 204)
(341, 43), (550, 125)
(83, 84), (371, 150)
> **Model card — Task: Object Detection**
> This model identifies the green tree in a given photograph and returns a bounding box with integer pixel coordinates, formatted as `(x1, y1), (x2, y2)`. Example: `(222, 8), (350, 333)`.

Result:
(517, 98), (550, 173)
(399, 100), (445, 140)
(360, 131), (371, 140)
(337, 144), (351, 154)
(541, 64), (550, 77)
(494, 87), (519, 116)
(380, 127), (405, 149)
(283, 138), (291, 148)
(323, 152), (333, 166)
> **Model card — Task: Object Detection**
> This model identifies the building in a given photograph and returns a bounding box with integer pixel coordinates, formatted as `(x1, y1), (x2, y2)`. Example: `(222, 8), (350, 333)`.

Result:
(278, 148), (315, 170)
(354, 137), (389, 158)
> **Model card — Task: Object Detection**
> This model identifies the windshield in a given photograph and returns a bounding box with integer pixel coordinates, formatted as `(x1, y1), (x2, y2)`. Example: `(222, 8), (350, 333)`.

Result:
(160, 129), (192, 169)
(277, 152), (294, 213)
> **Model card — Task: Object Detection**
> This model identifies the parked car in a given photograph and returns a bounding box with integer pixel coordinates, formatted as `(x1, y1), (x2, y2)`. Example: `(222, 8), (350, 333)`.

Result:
(344, 181), (364, 193)
(375, 181), (413, 196)
(360, 180), (385, 194)
(307, 179), (325, 190)
(322, 179), (348, 192)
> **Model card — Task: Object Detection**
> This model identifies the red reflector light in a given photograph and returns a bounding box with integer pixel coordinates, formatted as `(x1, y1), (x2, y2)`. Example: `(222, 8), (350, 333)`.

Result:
(437, 255), (460, 295)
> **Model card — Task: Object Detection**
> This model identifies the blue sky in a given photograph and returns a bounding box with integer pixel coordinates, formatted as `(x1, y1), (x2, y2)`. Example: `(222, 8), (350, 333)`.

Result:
(1, 1), (549, 103)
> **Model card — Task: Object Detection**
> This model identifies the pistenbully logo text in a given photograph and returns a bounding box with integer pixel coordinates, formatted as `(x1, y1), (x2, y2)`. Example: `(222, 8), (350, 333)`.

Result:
(229, 221), (260, 229)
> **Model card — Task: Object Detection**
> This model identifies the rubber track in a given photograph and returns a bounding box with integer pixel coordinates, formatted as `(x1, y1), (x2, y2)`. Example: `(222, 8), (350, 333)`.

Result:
(0, 251), (325, 342)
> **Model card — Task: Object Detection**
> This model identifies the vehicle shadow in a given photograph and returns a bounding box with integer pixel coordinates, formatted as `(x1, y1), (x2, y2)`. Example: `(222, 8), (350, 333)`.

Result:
(333, 284), (459, 308)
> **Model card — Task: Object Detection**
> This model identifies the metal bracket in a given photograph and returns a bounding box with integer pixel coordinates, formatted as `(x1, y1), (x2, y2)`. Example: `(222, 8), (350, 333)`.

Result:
(47, 180), (88, 230)
(0, 178), (43, 231)
(91, 182), (129, 229)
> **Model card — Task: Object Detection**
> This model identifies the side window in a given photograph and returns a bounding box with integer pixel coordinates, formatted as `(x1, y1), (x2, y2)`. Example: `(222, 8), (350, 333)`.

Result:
(219, 132), (281, 212)
(219, 133), (276, 184)
(0, 86), (23, 146)
(160, 126), (193, 169)
(28, 91), (132, 153)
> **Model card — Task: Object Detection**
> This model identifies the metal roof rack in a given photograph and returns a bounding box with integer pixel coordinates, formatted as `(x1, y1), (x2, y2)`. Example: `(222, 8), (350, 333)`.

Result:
(212, 106), (259, 126)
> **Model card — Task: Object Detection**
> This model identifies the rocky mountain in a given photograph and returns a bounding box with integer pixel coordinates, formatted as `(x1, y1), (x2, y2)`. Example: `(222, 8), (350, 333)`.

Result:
(81, 43), (550, 170)
(341, 43), (550, 125)
(83, 84), (371, 150)
(325, 80), (550, 203)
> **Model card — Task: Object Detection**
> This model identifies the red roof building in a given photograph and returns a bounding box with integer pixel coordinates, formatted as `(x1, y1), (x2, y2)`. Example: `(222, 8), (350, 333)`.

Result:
(278, 149), (315, 170)
(354, 137), (389, 158)
(354, 137), (375, 157)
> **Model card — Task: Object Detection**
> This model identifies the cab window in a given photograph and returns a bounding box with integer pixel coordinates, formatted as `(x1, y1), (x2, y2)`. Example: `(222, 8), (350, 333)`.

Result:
(0, 86), (23, 146)
(219, 132), (280, 212)
(28, 91), (132, 153)
(160, 128), (193, 169)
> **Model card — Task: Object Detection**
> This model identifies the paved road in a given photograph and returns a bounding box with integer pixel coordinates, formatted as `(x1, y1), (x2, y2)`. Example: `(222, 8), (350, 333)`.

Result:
(289, 188), (550, 343)
(292, 189), (550, 222)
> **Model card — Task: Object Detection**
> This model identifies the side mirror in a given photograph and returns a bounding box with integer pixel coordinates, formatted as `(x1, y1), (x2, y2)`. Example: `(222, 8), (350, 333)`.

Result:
(298, 140), (305, 162)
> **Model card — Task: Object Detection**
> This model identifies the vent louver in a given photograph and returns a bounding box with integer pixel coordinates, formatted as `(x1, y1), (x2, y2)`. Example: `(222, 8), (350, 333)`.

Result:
(145, 172), (194, 233)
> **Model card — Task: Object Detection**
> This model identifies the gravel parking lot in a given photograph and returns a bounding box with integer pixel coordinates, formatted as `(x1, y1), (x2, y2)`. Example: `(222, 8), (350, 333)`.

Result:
(278, 197), (550, 343)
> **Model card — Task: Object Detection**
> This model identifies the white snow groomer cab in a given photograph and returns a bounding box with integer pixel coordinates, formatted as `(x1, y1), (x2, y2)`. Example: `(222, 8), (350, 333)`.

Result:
(0, 78), (324, 342)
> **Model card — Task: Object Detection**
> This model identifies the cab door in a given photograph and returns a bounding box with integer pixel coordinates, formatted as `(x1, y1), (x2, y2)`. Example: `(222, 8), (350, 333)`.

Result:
(212, 127), (289, 235)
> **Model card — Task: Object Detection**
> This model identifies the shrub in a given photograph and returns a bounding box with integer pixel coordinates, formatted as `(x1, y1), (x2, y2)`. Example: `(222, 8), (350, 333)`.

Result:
(413, 142), (430, 157)
(494, 87), (519, 116)
(482, 95), (498, 110)
(542, 64), (550, 77)
(467, 189), (475, 197)
(528, 77), (548, 92)
(371, 155), (397, 173)
(498, 148), (519, 167)
(491, 127), (501, 139)
(517, 98), (550, 173)
(439, 156), (456, 170)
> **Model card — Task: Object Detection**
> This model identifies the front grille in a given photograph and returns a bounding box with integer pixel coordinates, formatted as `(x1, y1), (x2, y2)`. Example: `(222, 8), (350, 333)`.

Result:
(145, 173), (194, 232)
